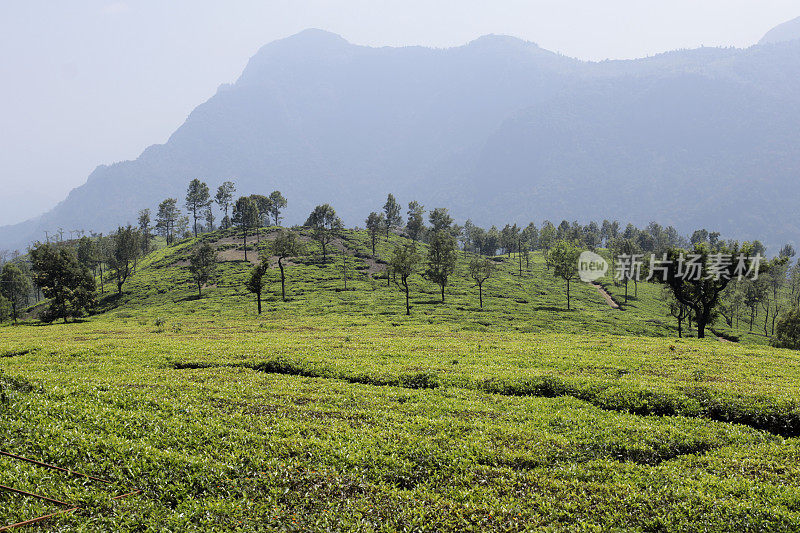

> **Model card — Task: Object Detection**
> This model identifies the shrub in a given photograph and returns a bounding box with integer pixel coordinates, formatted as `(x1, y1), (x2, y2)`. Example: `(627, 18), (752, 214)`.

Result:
(773, 307), (800, 350)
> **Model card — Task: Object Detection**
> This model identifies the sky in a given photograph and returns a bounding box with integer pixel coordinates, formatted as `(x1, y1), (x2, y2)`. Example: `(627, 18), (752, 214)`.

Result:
(1, 1), (798, 227)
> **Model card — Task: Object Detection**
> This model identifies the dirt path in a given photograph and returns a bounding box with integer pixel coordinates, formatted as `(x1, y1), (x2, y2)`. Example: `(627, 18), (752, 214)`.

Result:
(592, 282), (620, 309)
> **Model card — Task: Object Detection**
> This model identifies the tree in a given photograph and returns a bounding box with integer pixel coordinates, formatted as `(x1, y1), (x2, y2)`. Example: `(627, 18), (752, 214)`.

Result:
(383, 194), (402, 239)
(232, 196), (260, 262)
(76, 236), (97, 275)
(270, 230), (303, 301)
(365, 212), (385, 257)
(186, 179), (211, 237)
(428, 208), (453, 234)
(188, 243), (217, 297)
(267, 191), (287, 226)
(773, 307), (800, 350)
(469, 257), (495, 308)
(425, 231), (457, 303)
(109, 226), (139, 293)
(500, 224), (519, 257)
(389, 244), (420, 315)
(0, 294), (10, 324)
(215, 181), (236, 229)
(246, 263), (267, 314)
(250, 194), (273, 231)
(406, 201), (425, 241)
(539, 221), (557, 254)
(156, 198), (180, 245)
(660, 242), (761, 339)
(611, 237), (641, 302)
(548, 240), (581, 310)
(30, 244), (96, 323)
(305, 204), (342, 263)
(204, 205), (215, 233)
(663, 287), (691, 338)
(742, 276), (767, 332)
(138, 208), (152, 254)
(0, 264), (31, 324)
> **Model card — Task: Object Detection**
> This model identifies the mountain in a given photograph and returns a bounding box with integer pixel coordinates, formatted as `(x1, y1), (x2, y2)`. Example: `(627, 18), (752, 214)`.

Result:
(759, 16), (800, 45)
(3, 23), (800, 252)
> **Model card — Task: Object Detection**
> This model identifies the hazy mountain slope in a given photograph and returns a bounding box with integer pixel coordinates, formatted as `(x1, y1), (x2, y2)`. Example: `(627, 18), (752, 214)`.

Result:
(2, 24), (800, 251)
(759, 16), (800, 45)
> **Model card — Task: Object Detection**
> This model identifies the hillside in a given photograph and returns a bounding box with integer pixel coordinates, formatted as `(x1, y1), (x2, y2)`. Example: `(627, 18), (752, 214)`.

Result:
(3, 229), (800, 529)
(4, 22), (800, 252)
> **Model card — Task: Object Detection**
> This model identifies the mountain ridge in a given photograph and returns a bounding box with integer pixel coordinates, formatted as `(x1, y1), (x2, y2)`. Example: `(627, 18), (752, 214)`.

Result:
(2, 23), (800, 252)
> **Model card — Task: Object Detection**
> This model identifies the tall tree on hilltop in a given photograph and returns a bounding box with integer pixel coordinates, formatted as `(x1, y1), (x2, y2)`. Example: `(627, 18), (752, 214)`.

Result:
(215, 181), (236, 229)
(156, 198), (180, 245)
(406, 201), (425, 241)
(383, 194), (402, 240)
(186, 179), (211, 237)
(428, 208), (453, 234)
(249, 194), (272, 243)
(232, 196), (260, 262)
(365, 212), (385, 257)
(305, 204), (342, 263)
(267, 191), (287, 226)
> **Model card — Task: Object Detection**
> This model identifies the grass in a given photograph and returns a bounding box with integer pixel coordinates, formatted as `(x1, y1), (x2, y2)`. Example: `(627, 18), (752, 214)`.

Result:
(2, 228), (800, 530)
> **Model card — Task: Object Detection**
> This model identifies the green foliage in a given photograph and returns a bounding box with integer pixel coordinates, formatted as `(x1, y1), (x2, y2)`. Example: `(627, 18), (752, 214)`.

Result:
(383, 193), (402, 238)
(305, 204), (342, 263)
(0, 263), (31, 324)
(405, 201), (425, 241)
(425, 231), (457, 303)
(188, 243), (218, 297)
(773, 307), (800, 350)
(390, 243), (421, 315)
(109, 225), (140, 293)
(185, 179), (211, 237)
(29, 243), (96, 323)
(365, 212), (385, 255)
(548, 240), (581, 310)
(660, 242), (756, 338)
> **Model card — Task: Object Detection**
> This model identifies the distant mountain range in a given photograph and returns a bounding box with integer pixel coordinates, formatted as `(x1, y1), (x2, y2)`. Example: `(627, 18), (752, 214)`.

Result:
(3, 17), (800, 252)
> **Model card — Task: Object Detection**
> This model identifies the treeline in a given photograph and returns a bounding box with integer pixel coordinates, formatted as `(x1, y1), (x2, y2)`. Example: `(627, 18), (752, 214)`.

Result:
(3, 182), (800, 348)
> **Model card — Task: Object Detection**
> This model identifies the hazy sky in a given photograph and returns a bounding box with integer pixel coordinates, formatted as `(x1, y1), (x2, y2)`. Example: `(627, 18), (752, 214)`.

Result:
(1, 1), (798, 226)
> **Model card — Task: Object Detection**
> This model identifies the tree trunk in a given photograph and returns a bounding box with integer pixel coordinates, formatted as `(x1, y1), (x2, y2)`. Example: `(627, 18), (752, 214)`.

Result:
(441, 283), (445, 304)
(403, 278), (410, 315)
(12, 302), (17, 324)
(566, 279), (571, 310)
(279, 260), (286, 301)
(257, 292), (262, 314)
(677, 318), (682, 338)
(478, 283), (483, 308)
(764, 307), (770, 335)
(193, 210), (198, 238)
(198, 282), (202, 297)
